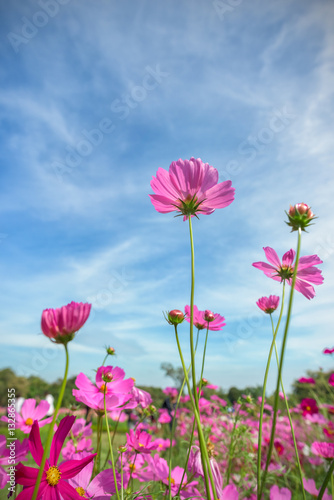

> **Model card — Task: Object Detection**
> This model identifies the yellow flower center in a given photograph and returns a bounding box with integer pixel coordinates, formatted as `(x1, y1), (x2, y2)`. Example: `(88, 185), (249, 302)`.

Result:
(100, 383), (107, 393)
(46, 466), (62, 486)
(306, 406), (311, 411)
(76, 487), (87, 497)
(138, 443), (144, 447)
(166, 477), (175, 485)
(25, 418), (34, 426)
(129, 463), (136, 472)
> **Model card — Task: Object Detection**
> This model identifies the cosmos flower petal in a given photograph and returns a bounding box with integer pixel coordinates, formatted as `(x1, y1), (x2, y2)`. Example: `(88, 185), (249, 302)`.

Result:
(50, 415), (76, 466)
(57, 480), (85, 500)
(59, 453), (97, 478)
(21, 399), (36, 421)
(29, 420), (45, 467)
(16, 482), (48, 500)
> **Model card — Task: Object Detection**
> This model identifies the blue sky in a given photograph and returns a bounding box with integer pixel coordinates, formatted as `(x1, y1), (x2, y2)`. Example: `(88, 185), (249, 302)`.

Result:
(0, 0), (333, 395)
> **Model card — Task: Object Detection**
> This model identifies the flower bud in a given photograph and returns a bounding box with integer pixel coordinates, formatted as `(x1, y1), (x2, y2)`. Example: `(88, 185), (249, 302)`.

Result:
(102, 371), (113, 383)
(106, 346), (115, 355)
(204, 310), (215, 322)
(165, 309), (185, 325)
(201, 378), (208, 386)
(286, 203), (316, 232)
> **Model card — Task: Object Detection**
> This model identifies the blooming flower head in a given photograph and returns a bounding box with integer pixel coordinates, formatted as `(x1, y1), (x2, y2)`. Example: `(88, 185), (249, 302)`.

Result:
(15, 415), (96, 500)
(41, 301), (91, 344)
(286, 203), (315, 232)
(149, 157), (235, 220)
(73, 365), (136, 412)
(184, 305), (226, 331)
(311, 441), (334, 459)
(298, 377), (316, 385)
(252, 247), (323, 300)
(323, 347), (334, 354)
(1, 398), (53, 434)
(0, 435), (29, 489)
(301, 398), (318, 416)
(256, 295), (280, 314)
(126, 428), (158, 454)
(329, 374), (334, 387)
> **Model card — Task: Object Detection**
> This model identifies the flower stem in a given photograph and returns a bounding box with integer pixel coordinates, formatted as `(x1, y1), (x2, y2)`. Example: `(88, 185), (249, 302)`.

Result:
(188, 217), (199, 411)
(270, 315), (306, 500)
(317, 458), (334, 499)
(31, 343), (70, 500)
(175, 326), (218, 500)
(103, 388), (120, 500)
(257, 283), (285, 499)
(259, 227), (302, 498)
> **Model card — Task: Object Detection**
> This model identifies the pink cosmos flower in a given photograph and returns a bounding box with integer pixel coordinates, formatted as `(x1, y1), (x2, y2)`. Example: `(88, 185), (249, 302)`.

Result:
(41, 301), (91, 343)
(130, 386), (152, 408)
(252, 247), (323, 299)
(323, 347), (334, 354)
(71, 417), (92, 437)
(15, 415), (96, 500)
(126, 428), (158, 454)
(256, 295), (280, 314)
(300, 398), (318, 416)
(298, 377), (316, 385)
(149, 157), (235, 220)
(158, 409), (172, 424)
(0, 435), (29, 489)
(1, 398), (53, 434)
(270, 485), (291, 499)
(311, 441), (334, 459)
(61, 436), (94, 460)
(73, 365), (136, 412)
(184, 305), (226, 331)
(329, 374), (334, 387)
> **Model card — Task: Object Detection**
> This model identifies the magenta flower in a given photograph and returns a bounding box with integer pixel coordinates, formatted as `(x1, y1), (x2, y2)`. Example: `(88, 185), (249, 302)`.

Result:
(256, 295), (280, 314)
(0, 435), (29, 489)
(73, 365), (136, 411)
(184, 305), (226, 331)
(311, 441), (334, 459)
(323, 347), (334, 354)
(298, 377), (316, 385)
(15, 415), (96, 500)
(149, 157), (235, 220)
(329, 374), (334, 387)
(126, 428), (158, 454)
(1, 398), (53, 434)
(252, 247), (323, 299)
(41, 301), (91, 344)
(303, 478), (331, 500)
(300, 398), (318, 416)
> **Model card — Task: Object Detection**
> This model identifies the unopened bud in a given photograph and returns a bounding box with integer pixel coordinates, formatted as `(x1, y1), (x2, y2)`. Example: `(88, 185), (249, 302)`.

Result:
(102, 371), (113, 382)
(165, 309), (185, 325)
(204, 310), (215, 322)
(286, 203), (316, 232)
(106, 346), (115, 355)
(201, 378), (208, 386)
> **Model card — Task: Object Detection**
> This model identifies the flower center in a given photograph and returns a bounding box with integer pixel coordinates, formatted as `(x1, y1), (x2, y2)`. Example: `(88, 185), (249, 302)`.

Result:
(46, 466), (61, 486)
(129, 463), (136, 472)
(166, 477), (175, 485)
(25, 418), (34, 426)
(100, 383), (108, 393)
(76, 487), (87, 497)
(278, 265), (294, 280)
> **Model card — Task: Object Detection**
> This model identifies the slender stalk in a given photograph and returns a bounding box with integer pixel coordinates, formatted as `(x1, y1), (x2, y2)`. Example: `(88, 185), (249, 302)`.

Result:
(257, 283), (285, 499)
(317, 458), (334, 499)
(188, 217), (199, 412)
(225, 405), (241, 485)
(259, 227), (302, 498)
(93, 413), (103, 477)
(199, 325), (210, 385)
(103, 387), (120, 500)
(31, 343), (70, 500)
(101, 353), (109, 366)
(175, 327), (218, 500)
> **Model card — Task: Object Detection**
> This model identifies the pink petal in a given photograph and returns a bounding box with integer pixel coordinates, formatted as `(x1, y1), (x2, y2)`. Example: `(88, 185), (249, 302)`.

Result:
(59, 453), (97, 479)
(281, 249), (295, 267)
(75, 372), (99, 393)
(50, 415), (75, 466)
(298, 254), (323, 269)
(16, 482), (48, 500)
(21, 399), (37, 420)
(58, 480), (84, 500)
(29, 420), (45, 467)
(15, 463), (41, 486)
(263, 247), (282, 268)
(204, 180), (235, 209)
(33, 400), (50, 420)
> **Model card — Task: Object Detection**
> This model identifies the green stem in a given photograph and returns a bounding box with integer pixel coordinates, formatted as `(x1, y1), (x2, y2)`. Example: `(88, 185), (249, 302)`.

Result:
(101, 353), (109, 366)
(270, 315), (306, 500)
(103, 387), (120, 500)
(259, 227), (302, 498)
(199, 326), (209, 385)
(188, 217), (199, 412)
(225, 406), (241, 485)
(175, 326), (218, 500)
(31, 343), (70, 500)
(317, 458), (334, 499)
(93, 413), (103, 477)
(257, 283), (285, 499)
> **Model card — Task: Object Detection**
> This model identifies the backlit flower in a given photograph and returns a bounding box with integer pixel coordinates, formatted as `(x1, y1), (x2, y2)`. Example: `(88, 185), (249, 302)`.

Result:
(184, 305), (226, 331)
(149, 157), (235, 220)
(252, 247), (323, 300)
(41, 301), (91, 344)
(256, 295), (280, 314)
(15, 416), (96, 500)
